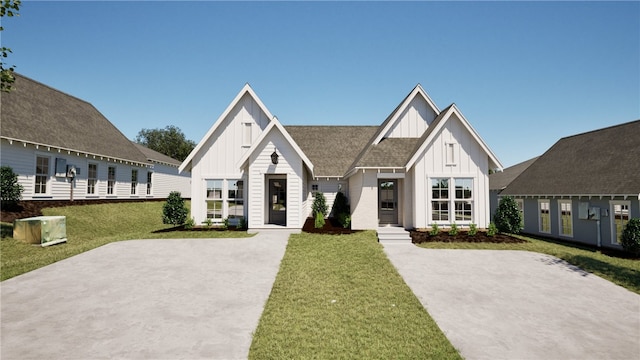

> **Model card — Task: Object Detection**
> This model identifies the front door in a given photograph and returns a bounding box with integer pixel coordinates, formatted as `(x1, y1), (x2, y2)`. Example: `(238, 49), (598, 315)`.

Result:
(269, 179), (287, 225)
(378, 179), (398, 225)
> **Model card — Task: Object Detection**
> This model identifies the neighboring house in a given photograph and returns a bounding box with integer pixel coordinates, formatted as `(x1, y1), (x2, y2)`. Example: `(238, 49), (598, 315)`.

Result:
(133, 143), (191, 198)
(500, 120), (640, 250)
(489, 157), (538, 218)
(180, 84), (502, 230)
(0, 73), (190, 201)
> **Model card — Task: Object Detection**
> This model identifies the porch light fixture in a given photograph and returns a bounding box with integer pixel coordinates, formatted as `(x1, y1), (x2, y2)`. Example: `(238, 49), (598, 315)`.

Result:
(271, 148), (279, 165)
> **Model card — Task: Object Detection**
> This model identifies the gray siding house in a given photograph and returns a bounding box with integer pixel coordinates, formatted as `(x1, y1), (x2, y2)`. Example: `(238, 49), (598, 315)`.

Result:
(0, 74), (190, 201)
(500, 120), (640, 250)
(489, 157), (538, 218)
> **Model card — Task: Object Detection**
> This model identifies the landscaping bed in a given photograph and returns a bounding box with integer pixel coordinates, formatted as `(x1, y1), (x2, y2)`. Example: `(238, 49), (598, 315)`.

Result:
(301, 217), (358, 235)
(411, 230), (527, 244)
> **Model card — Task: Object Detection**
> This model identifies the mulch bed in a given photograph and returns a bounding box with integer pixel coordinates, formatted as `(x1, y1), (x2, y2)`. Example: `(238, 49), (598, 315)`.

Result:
(411, 230), (527, 244)
(302, 217), (359, 235)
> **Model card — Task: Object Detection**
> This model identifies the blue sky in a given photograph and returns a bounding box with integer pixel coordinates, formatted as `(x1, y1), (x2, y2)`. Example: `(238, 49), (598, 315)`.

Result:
(3, 1), (639, 167)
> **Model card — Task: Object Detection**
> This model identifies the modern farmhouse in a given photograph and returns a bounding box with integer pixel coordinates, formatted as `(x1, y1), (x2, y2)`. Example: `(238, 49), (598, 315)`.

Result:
(180, 84), (502, 230)
(0, 74), (190, 201)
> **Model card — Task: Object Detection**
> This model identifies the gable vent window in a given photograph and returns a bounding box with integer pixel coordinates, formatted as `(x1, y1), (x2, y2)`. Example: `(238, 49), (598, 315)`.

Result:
(242, 123), (252, 147)
(446, 142), (457, 166)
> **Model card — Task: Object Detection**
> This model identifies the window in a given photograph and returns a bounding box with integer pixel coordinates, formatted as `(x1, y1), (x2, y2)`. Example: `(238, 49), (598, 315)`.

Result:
(454, 178), (473, 221)
(227, 180), (244, 220)
(35, 156), (49, 194)
(539, 200), (550, 233)
(146, 172), (153, 195)
(87, 163), (97, 195)
(131, 169), (138, 195)
(431, 178), (449, 221)
(107, 167), (116, 195)
(445, 143), (457, 166)
(611, 201), (630, 244)
(311, 183), (319, 196)
(515, 198), (524, 229)
(558, 200), (573, 237)
(242, 123), (252, 146)
(206, 180), (223, 220)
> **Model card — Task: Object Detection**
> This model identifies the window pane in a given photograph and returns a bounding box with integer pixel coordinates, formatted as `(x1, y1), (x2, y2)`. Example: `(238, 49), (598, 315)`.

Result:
(207, 180), (222, 199)
(207, 200), (223, 220)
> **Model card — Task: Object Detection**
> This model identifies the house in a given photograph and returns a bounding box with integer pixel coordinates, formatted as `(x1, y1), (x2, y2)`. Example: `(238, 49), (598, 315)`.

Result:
(500, 120), (640, 249)
(180, 84), (502, 230)
(0, 74), (190, 201)
(489, 157), (538, 218)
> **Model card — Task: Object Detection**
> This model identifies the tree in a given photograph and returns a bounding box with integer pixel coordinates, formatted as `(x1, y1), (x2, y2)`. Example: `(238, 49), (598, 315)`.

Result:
(620, 218), (640, 256)
(135, 125), (196, 161)
(494, 196), (522, 234)
(162, 191), (188, 226)
(0, 165), (23, 209)
(1, 0), (21, 92)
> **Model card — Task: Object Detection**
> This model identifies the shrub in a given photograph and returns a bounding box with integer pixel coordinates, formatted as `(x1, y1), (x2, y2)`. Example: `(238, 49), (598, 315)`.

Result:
(314, 211), (325, 229)
(203, 218), (213, 229)
(162, 191), (188, 225)
(487, 222), (498, 237)
(332, 191), (350, 216)
(222, 217), (229, 230)
(494, 196), (522, 234)
(312, 192), (328, 218)
(448, 223), (459, 236)
(468, 223), (478, 236)
(337, 213), (351, 229)
(429, 223), (439, 236)
(1, 165), (23, 209)
(237, 217), (247, 230)
(184, 217), (195, 230)
(620, 218), (640, 256)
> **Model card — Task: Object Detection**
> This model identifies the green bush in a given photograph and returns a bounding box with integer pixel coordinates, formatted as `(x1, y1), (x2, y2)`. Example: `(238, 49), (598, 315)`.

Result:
(162, 191), (188, 225)
(468, 223), (478, 236)
(448, 223), (459, 236)
(203, 218), (213, 229)
(487, 222), (498, 237)
(1, 165), (23, 209)
(312, 192), (328, 218)
(494, 196), (522, 234)
(314, 211), (325, 229)
(620, 218), (640, 256)
(332, 191), (349, 216)
(184, 217), (195, 230)
(222, 217), (229, 230)
(337, 213), (351, 229)
(237, 217), (247, 230)
(429, 223), (439, 236)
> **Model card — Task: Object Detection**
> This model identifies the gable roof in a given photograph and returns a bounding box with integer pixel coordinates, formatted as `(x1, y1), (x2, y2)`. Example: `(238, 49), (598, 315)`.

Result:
(404, 103), (502, 171)
(489, 157), (539, 191)
(1, 73), (148, 165)
(179, 83), (274, 173)
(354, 138), (421, 168)
(285, 125), (377, 177)
(501, 120), (640, 196)
(133, 142), (182, 167)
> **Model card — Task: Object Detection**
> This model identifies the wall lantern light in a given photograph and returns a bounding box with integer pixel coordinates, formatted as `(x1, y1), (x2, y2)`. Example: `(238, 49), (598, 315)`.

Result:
(271, 148), (279, 165)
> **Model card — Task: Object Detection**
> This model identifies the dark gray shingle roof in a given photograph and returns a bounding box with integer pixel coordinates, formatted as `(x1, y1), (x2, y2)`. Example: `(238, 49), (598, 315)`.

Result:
(501, 120), (640, 196)
(355, 138), (421, 167)
(489, 157), (539, 190)
(285, 125), (378, 177)
(133, 142), (182, 167)
(1, 73), (148, 164)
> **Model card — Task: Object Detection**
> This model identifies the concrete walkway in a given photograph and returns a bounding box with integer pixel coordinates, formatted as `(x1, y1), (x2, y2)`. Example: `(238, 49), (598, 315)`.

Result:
(1, 230), (294, 360)
(383, 245), (640, 360)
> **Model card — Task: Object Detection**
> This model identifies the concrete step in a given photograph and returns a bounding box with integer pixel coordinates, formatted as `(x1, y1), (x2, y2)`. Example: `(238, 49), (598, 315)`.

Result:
(377, 227), (413, 244)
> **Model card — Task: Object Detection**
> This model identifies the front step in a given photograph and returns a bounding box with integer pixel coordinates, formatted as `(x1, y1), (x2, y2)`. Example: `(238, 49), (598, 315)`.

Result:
(377, 227), (412, 244)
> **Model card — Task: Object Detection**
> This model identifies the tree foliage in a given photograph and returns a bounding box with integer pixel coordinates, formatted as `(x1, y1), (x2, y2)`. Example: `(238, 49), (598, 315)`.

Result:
(162, 191), (188, 226)
(135, 125), (196, 162)
(620, 218), (640, 256)
(494, 196), (522, 234)
(1, 0), (21, 92)
(312, 192), (327, 218)
(0, 165), (23, 208)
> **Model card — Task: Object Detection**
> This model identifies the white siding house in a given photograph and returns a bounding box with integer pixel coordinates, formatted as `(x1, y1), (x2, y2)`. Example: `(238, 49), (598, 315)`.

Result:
(181, 83), (502, 231)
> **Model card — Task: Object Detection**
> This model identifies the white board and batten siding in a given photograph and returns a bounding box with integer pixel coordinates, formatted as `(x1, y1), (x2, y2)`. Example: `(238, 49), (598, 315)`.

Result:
(247, 130), (305, 228)
(411, 112), (491, 229)
(383, 94), (438, 139)
(188, 93), (271, 224)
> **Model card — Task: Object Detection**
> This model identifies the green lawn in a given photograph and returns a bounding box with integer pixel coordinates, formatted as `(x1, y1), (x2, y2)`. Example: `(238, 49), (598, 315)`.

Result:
(249, 232), (461, 359)
(417, 235), (640, 295)
(0, 201), (250, 281)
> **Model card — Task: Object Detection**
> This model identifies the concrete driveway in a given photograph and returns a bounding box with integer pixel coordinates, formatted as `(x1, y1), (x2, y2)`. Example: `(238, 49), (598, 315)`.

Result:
(1, 230), (293, 360)
(383, 245), (640, 360)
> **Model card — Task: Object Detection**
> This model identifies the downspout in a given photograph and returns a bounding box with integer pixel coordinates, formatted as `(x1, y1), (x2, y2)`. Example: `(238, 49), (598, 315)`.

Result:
(596, 219), (601, 248)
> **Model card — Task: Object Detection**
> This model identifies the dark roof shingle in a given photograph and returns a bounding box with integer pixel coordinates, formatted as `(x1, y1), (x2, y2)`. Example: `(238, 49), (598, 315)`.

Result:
(489, 157), (539, 190)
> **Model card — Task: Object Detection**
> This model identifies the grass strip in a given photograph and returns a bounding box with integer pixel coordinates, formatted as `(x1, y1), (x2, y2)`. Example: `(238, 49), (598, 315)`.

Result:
(417, 236), (640, 294)
(249, 231), (461, 359)
(1, 201), (250, 281)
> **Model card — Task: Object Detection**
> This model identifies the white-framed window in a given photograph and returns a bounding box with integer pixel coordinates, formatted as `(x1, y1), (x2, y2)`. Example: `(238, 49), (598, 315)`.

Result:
(311, 183), (319, 196)
(87, 163), (98, 195)
(227, 180), (244, 220)
(610, 200), (630, 244)
(454, 178), (473, 222)
(35, 155), (50, 194)
(445, 142), (457, 166)
(146, 171), (153, 195)
(131, 169), (138, 195)
(206, 179), (223, 221)
(206, 179), (244, 222)
(107, 166), (116, 195)
(431, 178), (449, 222)
(242, 122), (252, 147)
(538, 199), (551, 233)
(515, 198), (524, 229)
(558, 200), (573, 237)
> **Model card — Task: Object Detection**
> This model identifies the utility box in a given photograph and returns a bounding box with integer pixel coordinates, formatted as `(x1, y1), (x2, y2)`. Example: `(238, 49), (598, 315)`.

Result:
(588, 207), (600, 220)
(13, 216), (67, 247)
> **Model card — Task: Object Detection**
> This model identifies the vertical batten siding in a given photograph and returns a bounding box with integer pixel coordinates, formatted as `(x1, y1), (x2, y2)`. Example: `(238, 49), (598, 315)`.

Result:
(385, 96), (437, 138)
